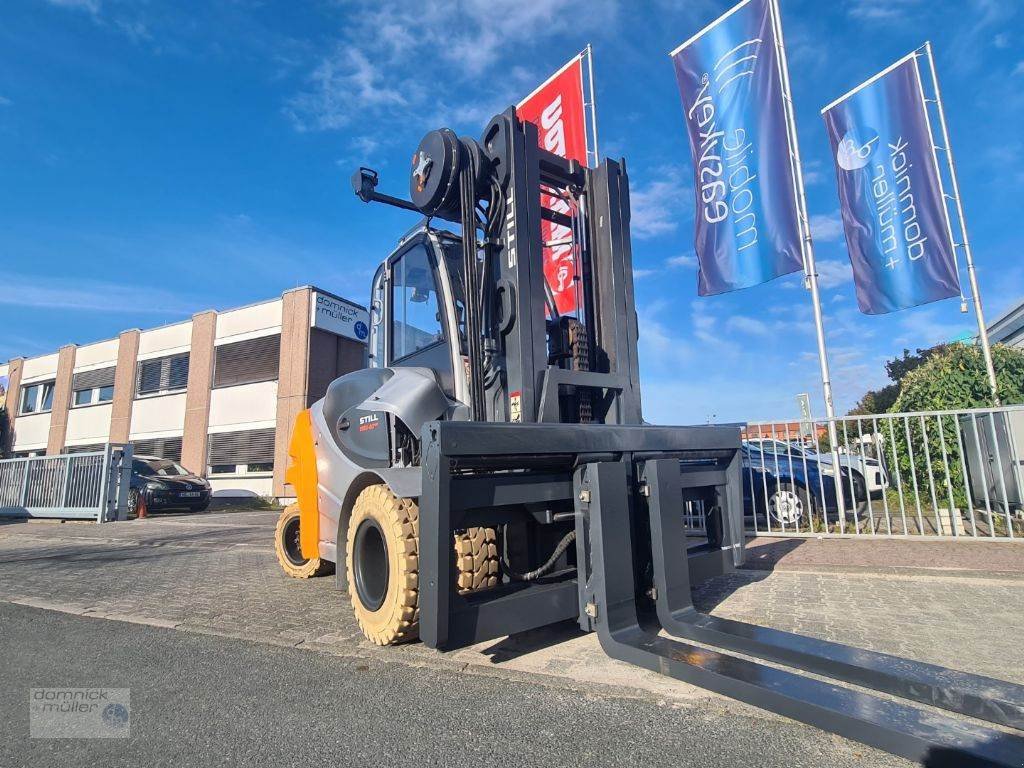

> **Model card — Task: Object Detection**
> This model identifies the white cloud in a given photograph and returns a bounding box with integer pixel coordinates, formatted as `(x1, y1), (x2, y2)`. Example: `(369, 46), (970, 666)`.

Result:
(802, 160), (825, 186)
(814, 259), (852, 289)
(847, 0), (921, 21)
(287, 47), (408, 132)
(636, 300), (693, 372)
(810, 212), (844, 242)
(689, 301), (742, 355)
(630, 167), (689, 239)
(725, 315), (771, 337)
(0, 273), (200, 315)
(898, 308), (972, 347)
(287, 0), (617, 134)
(0, 95), (10, 107)
(666, 252), (697, 268)
(994, 33), (1010, 49)
(1014, 62), (1024, 77)
(633, 268), (656, 279)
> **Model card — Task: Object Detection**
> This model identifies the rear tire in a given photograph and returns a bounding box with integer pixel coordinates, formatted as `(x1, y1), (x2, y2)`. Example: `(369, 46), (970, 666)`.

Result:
(454, 527), (499, 593)
(275, 504), (334, 579)
(346, 484), (499, 646)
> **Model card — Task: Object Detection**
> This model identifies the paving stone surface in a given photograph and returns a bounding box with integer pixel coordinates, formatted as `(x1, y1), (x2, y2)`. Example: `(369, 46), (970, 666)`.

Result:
(1, 510), (1022, 702)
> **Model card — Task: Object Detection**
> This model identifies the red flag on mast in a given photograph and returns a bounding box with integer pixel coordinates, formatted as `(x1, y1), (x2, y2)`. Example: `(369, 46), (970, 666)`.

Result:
(517, 54), (590, 315)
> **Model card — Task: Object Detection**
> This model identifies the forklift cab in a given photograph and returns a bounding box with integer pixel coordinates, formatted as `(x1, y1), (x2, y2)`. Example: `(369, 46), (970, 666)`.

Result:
(368, 227), (469, 405)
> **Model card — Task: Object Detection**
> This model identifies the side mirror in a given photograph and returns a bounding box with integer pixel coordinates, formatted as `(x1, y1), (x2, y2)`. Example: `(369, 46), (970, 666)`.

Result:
(352, 167), (379, 203)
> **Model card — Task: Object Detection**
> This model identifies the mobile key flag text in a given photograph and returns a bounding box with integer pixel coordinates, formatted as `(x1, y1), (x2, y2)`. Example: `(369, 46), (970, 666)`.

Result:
(670, 0), (804, 297)
(822, 52), (960, 315)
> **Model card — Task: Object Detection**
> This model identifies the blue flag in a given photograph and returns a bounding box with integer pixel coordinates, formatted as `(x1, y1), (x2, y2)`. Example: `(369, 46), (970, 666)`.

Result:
(671, 0), (804, 296)
(822, 54), (960, 315)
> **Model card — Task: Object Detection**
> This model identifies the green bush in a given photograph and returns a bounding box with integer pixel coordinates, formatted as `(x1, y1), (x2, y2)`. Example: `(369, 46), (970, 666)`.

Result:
(886, 343), (1024, 512)
(891, 343), (1024, 413)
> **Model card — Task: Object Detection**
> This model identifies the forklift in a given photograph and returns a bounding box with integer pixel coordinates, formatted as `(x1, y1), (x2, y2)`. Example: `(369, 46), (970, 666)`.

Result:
(274, 108), (1024, 766)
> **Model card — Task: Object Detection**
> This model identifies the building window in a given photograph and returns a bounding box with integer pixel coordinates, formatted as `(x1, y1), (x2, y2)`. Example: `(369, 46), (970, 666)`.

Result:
(207, 428), (275, 476)
(64, 443), (105, 454)
(20, 381), (55, 415)
(72, 366), (116, 407)
(137, 354), (190, 397)
(213, 334), (280, 388)
(131, 436), (184, 463)
(73, 385), (114, 407)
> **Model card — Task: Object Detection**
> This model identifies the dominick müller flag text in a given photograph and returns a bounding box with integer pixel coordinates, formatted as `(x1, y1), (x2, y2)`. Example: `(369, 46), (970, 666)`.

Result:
(821, 53), (959, 315)
(670, 0), (804, 296)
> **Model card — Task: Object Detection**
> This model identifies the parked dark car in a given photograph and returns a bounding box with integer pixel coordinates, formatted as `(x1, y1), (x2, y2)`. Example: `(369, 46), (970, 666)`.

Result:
(128, 455), (211, 515)
(741, 442), (865, 527)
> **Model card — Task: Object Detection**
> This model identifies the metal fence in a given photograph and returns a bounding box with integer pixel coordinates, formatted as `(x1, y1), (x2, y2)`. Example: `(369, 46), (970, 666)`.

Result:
(742, 406), (1024, 540)
(0, 444), (133, 522)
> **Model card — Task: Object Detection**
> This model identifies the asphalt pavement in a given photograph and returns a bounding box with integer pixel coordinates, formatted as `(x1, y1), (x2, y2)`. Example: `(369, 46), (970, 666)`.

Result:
(0, 602), (906, 768)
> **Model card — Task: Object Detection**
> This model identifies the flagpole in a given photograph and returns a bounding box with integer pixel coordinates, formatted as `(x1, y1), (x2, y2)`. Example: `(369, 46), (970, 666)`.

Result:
(923, 41), (999, 405)
(584, 44), (599, 166)
(768, 0), (845, 516)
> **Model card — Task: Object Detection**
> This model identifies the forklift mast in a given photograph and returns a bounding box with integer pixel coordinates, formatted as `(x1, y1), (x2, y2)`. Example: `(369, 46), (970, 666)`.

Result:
(356, 107), (642, 427)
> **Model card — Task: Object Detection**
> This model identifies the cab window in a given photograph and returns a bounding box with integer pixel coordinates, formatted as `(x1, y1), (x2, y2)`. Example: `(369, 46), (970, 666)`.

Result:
(391, 244), (443, 361)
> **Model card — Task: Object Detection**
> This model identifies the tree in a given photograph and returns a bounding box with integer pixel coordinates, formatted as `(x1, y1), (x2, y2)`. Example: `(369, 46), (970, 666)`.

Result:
(848, 344), (951, 416)
(885, 344), (952, 384)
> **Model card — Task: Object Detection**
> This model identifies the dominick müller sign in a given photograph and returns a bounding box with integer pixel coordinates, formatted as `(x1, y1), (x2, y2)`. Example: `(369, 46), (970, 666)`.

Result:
(671, 0), (804, 296)
(310, 291), (369, 344)
(517, 54), (589, 315)
(821, 53), (959, 315)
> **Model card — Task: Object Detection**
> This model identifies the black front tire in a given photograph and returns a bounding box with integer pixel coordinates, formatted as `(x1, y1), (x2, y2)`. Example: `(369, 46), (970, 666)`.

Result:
(126, 488), (140, 518)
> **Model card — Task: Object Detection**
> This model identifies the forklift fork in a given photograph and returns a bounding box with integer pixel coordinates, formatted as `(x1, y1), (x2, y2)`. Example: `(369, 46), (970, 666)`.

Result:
(641, 457), (1024, 731)
(576, 459), (1024, 767)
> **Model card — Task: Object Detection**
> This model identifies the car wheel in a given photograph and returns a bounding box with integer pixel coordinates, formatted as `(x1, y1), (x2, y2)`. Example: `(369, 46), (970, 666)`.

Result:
(126, 488), (140, 518)
(767, 484), (813, 527)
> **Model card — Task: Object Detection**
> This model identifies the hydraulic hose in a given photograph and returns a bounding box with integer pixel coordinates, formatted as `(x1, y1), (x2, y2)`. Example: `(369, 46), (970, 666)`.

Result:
(501, 530), (577, 582)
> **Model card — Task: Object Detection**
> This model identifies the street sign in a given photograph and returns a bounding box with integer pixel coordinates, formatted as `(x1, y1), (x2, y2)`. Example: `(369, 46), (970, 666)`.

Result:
(796, 393), (813, 439)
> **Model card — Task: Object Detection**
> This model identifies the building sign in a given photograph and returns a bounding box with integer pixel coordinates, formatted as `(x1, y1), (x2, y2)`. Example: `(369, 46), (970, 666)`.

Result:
(310, 292), (369, 344)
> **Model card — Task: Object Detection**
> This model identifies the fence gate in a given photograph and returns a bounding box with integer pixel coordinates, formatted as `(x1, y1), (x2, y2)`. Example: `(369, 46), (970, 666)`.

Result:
(0, 444), (133, 523)
(743, 406), (1024, 541)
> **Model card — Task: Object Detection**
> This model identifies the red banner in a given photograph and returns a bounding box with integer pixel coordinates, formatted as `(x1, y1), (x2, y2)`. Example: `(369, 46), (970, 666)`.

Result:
(517, 55), (589, 315)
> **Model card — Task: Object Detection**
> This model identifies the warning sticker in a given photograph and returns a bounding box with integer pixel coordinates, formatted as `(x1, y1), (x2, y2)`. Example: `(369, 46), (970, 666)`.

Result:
(510, 391), (522, 423)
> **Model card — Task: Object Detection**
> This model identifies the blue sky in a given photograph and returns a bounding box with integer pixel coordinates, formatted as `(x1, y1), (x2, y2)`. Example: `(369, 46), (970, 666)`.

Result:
(2, 0), (1022, 424)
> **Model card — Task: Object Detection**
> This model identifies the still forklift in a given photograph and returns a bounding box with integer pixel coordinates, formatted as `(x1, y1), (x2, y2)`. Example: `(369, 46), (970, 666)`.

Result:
(274, 107), (1024, 766)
